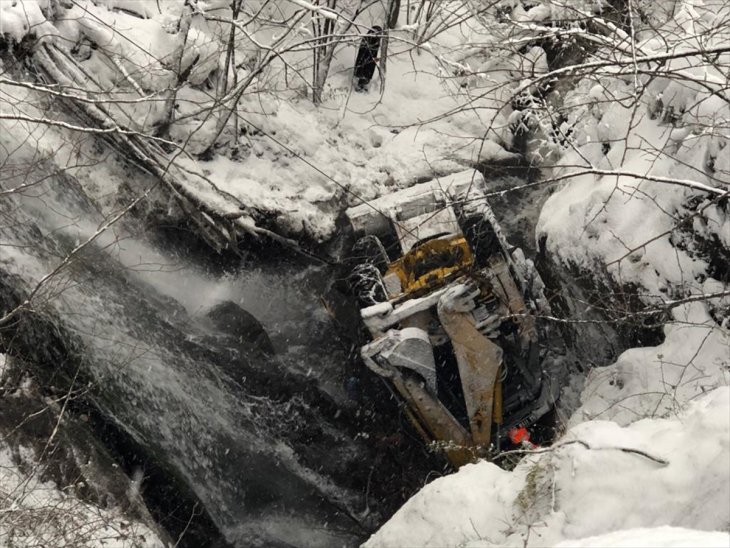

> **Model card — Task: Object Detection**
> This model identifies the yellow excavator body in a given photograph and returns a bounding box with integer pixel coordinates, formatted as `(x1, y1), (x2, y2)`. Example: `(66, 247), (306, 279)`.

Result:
(384, 235), (473, 297)
(347, 170), (555, 470)
(361, 236), (514, 467)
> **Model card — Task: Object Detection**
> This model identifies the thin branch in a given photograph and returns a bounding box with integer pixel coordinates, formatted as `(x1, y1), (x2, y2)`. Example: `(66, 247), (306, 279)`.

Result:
(502, 439), (669, 466)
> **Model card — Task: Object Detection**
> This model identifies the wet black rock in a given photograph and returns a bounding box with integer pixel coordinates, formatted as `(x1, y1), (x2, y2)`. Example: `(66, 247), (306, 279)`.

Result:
(206, 300), (275, 356)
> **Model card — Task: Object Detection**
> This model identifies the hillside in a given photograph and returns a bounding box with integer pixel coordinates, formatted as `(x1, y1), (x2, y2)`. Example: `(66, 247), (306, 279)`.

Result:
(0, 1), (728, 547)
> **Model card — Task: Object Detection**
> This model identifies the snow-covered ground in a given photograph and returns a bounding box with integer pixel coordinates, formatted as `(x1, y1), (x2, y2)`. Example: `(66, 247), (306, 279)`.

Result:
(1, 0), (729, 547)
(0, 354), (165, 548)
(0, 445), (164, 548)
(1, 0), (528, 238)
(366, 381), (729, 547)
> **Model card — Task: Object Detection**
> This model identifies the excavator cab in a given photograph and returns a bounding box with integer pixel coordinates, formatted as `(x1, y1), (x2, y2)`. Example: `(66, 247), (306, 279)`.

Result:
(344, 170), (560, 467)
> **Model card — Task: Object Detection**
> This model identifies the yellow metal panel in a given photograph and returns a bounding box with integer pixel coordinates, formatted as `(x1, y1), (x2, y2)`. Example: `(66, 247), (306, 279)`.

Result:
(385, 236), (473, 298)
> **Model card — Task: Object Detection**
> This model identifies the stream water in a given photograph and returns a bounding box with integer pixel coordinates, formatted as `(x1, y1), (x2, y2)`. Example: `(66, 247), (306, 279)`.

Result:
(0, 152), (590, 547)
(0, 162), (383, 547)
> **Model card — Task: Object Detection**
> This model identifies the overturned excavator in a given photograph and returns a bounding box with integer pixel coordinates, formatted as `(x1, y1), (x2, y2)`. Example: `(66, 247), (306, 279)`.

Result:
(344, 170), (561, 468)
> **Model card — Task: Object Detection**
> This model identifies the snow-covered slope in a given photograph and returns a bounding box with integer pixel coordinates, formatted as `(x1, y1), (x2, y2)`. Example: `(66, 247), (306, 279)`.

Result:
(2, 1), (728, 546)
(554, 527), (729, 548)
(0, 0), (523, 239)
(365, 1), (730, 545)
(366, 386), (730, 547)
(0, 444), (165, 548)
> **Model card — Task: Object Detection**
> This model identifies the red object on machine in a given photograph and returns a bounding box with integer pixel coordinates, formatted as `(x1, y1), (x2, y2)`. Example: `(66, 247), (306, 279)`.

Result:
(508, 426), (537, 448)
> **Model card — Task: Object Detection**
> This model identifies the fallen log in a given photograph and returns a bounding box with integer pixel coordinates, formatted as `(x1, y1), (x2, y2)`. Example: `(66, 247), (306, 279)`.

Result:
(30, 42), (302, 256)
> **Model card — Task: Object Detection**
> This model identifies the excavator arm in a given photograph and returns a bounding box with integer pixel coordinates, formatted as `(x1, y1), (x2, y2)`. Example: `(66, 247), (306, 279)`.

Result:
(437, 282), (503, 448)
(360, 281), (504, 468)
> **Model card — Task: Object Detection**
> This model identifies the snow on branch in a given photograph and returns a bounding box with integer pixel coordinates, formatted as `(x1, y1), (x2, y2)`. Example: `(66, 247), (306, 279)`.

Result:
(544, 169), (728, 197)
(502, 439), (670, 467)
(515, 44), (730, 93)
(0, 112), (177, 146)
(285, 0), (339, 20)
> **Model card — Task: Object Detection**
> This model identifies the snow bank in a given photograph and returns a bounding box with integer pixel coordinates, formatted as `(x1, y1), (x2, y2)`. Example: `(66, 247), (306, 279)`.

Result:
(0, 0), (55, 42)
(537, 0), (729, 299)
(555, 526), (730, 548)
(536, 81), (726, 294)
(364, 459), (528, 547)
(366, 386), (730, 548)
(0, 442), (164, 547)
(1, 0), (526, 240)
(573, 302), (729, 426)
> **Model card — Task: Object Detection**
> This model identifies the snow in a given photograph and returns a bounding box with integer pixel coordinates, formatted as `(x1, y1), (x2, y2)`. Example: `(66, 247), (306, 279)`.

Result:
(573, 303), (729, 426)
(366, 459), (527, 547)
(0, 443), (164, 547)
(554, 527), (730, 548)
(366, 386), (730, 548)
(0, 0), (54, 43)
(1, 0), (729, 546)
(1, 0), (526, 240)
(537, 0), (730, 301)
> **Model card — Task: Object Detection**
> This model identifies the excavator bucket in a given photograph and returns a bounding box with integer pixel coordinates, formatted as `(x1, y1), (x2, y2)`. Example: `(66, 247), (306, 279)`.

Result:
(361, 327), (480, 467)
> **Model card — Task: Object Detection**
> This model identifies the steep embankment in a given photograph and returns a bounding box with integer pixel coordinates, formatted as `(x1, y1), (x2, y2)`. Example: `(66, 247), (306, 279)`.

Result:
(366, 2), (730, 546)
(1, 1), (728, 547)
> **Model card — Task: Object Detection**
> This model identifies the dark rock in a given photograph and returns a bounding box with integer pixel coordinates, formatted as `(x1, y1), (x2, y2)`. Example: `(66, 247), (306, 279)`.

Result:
(205, 300), (274, 356)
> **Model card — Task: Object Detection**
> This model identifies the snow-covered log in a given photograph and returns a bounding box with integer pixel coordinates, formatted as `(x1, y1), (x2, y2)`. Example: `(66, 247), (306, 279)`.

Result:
(29, 42), (298, 254)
